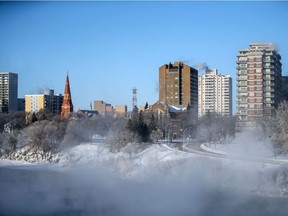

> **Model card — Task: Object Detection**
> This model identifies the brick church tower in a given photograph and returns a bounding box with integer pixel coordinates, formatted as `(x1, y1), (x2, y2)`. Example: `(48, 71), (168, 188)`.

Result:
(61, 72), (73, 118)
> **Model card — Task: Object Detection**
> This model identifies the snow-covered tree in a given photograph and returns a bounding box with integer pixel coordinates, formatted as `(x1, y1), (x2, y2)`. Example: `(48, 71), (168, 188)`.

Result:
(259, 101), (288, 155)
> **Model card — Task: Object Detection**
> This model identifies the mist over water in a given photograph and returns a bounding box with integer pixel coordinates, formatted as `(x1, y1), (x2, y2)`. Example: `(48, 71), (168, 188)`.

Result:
(1, 154), (288, 216)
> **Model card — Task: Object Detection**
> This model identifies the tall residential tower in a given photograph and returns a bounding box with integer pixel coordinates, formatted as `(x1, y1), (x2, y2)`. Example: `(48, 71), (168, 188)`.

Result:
(236, 43), (282, 128)
(159, 61), (198, 119)
(0, 72), (18, 113)
(198, 69), (232, 117)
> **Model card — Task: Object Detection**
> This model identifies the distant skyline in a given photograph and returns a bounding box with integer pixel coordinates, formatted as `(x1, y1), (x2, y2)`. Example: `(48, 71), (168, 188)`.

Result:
(1, 1), (288, 114)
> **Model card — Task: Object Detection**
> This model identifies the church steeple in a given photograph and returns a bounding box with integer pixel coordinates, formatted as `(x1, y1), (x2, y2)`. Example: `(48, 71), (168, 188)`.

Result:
(61, 71), (73, 118)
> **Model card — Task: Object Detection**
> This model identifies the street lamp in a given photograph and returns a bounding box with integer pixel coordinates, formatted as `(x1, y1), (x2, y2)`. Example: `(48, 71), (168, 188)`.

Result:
(165, 123), (173, 144)
(182, 126), (193, 145)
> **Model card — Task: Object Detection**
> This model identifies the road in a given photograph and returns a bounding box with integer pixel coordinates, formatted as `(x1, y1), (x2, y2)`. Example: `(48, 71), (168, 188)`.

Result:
(160, 140), (288, 166)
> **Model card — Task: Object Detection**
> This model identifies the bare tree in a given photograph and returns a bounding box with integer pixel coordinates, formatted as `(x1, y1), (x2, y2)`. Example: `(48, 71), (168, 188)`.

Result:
(196, 112), (236, 145)
(0, 132), (17, 157)
(259, 101), (288, 156)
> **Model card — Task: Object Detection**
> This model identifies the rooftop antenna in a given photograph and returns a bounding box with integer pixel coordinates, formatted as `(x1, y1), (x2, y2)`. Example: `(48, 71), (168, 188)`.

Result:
(132, 87), (137, 108)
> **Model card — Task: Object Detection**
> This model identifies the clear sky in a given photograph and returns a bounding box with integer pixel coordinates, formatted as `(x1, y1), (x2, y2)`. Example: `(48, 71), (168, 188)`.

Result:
(0, 1), (288, 113)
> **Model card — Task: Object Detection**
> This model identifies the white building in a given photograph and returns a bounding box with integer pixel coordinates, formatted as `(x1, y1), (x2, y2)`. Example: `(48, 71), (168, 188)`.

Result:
(198, 69), (232, 117)
(0, 72), (18, 113)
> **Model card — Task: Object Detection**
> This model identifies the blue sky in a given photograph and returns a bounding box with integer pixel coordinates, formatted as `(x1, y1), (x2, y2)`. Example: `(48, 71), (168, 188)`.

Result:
(0, 1), (288, 113)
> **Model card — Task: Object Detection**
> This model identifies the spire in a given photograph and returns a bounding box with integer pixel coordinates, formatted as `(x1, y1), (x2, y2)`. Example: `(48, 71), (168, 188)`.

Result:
(64, 71), (72, 99)
(61, 71), (73, 118)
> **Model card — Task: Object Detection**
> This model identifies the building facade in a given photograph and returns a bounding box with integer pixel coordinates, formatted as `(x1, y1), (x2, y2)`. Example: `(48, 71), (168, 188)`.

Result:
(114, 105), (127, 116)
(159, 61), (198, 120)
(282, 76), (288, 101)
(236, 43), (282, 128)
(61, 73), (73, 118)
(198, 69), (232, 117)
(94, 100), (114, 116)
(18, 98), (25, 111)
(25, 89), (63, 114)
(0, 72), (18, 113)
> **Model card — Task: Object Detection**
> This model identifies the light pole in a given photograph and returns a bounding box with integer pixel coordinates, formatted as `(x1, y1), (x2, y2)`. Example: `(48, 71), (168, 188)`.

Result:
(165, 123), (173, 144)
(182, 126), (193, 145)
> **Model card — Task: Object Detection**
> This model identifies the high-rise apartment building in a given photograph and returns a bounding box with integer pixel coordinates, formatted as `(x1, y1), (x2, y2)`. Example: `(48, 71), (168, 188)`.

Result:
(25, 89), (63, 114)
(198, 69), (232, 117)
(236, 43), (282, 128)
(0, 72), (18, 113)
(159, 61), (198, 119)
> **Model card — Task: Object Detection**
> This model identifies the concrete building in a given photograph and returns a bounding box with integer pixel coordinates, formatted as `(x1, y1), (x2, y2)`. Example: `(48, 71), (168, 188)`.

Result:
(236, 43), (282, 128)
(198, 69), (232, 117)
(17, 98), (25, 111)
(0, 72), (18, 113)
(94, 100), (113, 116)
(25, 89), (63, 114)
(159, 61), (198, 120)
(114, 105), (127, 116)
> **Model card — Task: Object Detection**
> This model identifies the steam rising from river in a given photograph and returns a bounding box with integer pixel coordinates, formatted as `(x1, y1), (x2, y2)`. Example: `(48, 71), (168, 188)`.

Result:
(1, 149), (288, 216)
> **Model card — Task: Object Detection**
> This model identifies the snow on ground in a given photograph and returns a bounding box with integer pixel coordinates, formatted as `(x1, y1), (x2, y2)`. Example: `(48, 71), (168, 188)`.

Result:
(56, 142), (196, 178)
(202, 141), (274, 158)
(1, 141), (288, 199)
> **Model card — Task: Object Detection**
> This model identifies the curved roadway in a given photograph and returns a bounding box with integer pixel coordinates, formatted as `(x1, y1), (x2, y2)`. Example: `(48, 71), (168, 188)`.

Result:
(160, 141), (288, 166)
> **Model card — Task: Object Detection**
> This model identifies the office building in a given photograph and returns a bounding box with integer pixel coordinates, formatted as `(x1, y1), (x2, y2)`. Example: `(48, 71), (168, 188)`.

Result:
(159, 61), (198, 120)
(198, 69), (232, 117)
(236, 43), (282, 128)
(0, 72), (18, 113)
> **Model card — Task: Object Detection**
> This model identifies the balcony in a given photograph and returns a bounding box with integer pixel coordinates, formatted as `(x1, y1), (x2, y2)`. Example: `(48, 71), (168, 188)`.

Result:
(263, 65), (274, 69)
(263, 77), (275, 81)
(263, 81), (275, 86)
(263, 70), (274, 75)
(264, 88), (275, 92)
(264, 100), (274, 104)
(237, 66), (247, 69)
(237, 71), (247, 75)
(263, 59), (274, 63)
(237, 60), (247, 64)
(237, 84), (247, 87)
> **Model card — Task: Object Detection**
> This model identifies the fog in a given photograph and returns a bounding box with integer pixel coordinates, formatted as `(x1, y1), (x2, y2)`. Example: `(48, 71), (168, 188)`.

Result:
(1, 153), (288, 216)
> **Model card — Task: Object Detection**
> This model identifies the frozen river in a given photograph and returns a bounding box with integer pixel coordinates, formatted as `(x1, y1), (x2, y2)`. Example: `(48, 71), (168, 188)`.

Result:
(1, 165), (288, 216)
